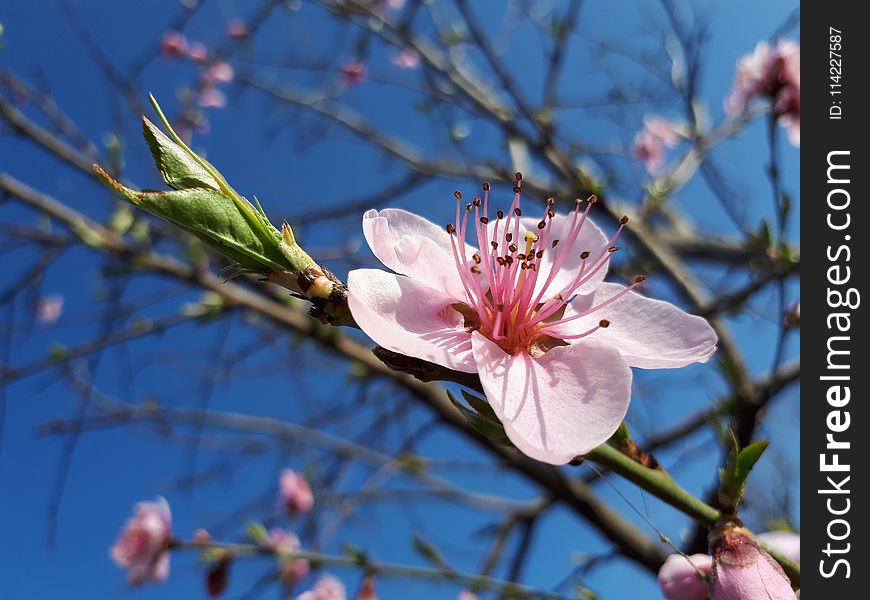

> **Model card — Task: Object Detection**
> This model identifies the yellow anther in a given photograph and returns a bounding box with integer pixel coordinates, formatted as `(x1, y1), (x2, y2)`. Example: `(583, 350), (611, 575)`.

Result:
(523, 231), (538, 256)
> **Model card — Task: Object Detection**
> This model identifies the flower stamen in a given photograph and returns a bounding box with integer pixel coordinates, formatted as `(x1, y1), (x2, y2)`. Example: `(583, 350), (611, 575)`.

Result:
(444, 177), (638, 355)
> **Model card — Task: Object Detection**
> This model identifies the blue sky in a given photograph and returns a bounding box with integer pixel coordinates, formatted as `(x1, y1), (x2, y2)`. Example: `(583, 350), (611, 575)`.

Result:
(0, 1), (798, 598)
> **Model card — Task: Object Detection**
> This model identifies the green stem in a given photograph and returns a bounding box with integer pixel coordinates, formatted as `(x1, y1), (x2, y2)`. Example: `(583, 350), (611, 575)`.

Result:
(583, 443), (721, 525)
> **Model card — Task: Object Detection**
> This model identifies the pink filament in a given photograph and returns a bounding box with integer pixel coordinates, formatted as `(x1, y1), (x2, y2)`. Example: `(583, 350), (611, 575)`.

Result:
(446, 183), (636, 353)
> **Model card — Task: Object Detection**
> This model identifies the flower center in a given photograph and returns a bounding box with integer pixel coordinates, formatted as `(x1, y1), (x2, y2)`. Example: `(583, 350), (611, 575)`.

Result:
(446, 173), (646, 356)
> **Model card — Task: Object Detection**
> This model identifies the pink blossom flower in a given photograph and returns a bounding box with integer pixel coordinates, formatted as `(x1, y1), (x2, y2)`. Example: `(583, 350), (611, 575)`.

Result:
(632, 130), (667, 174)
(340, 61), (367, 86)
(392, 49), (420, 69)
(725, 39), (800, 147)
(110, 497), (173, 586)
(644, 116), (680, 147)
(280, 468), (314, 514)
(198, 86), (227, 109)
(187, 41), (209, 63)
(347, 181), (717, 464)
(457, 591), (479, 600)
(709, 528), (797, 600)
(160, 31), (188, 58)
(657, 553), (713, 600)
(203, 61), (235, 85)
(756, 531), (800, 564)
(227, 19), (249, 39)
(632, 117), (679, 174)
(37, 294), (64, 325)
(267, 528), (310, 584)
(297, 575), (346, 600)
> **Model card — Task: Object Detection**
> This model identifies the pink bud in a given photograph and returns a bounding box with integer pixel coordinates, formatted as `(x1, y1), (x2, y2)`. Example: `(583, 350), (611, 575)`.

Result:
(355, 574), (378, 600)
(198, 87), (227, 109)
(391, 49), (420, 69)
(632, 116), (680, 175)
(204, 61), (235, 85)
(187, 41), (209, 63)
(37, 294), (64, 325)
(632, 130), (666, 174)
(340, 61), (367, 86)
(280, 468), (314, 515)
(643, 116), (679, 148)
(657, 553), (712, 600)
(227, 19), (249, 39)
(267, 528), (310, 585)
(160, 31), (188, 58)
(110, 497), (173, 586)
(709, 528), (797, 600)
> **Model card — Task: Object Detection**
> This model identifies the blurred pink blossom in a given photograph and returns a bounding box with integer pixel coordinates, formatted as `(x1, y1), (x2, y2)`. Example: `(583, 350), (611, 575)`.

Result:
(203, 61), (235, 84)
(632, 117), (679, 174)
(187, 41), (209, 63)
(657, 553), (712, 600)
(280, 468), (314, 515)
(340, 60), (367, 86)
(392, 49), (420, 69)
(197, 86), (227, 109)
(159, 31), (188, 58)
(267, 528), (310, 584)
(457, 591), (479, 600)
(227, 19), (249, 39)
(709, 528), (797, 599)
(110, 497), (173, 586)
(37, 294), (64, 325)
(347, 186), (717, 464)
(725, 39), (800, 147)
(632, 130), (666, 174)
(643, 116), (679, 147)
(297, 575), (346, 600)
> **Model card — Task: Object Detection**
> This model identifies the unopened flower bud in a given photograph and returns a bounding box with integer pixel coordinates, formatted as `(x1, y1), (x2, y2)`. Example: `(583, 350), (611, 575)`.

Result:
(355, 574), (378, 600)
(280, 468), (314, 515)
(709, 527), (797, 600)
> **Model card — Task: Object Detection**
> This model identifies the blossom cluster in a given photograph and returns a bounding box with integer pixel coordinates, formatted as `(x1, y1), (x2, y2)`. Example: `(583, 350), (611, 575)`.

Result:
(633, 38), (799, 174)
(726, 39), (800, 146)
(159, 30), (236, 111)
(110, 469), (342, 598)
